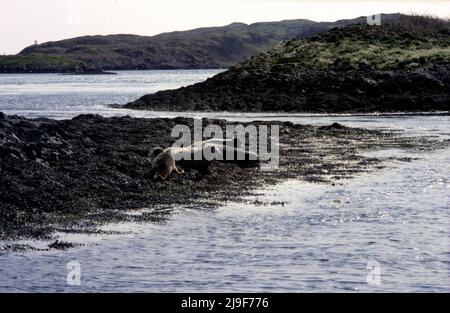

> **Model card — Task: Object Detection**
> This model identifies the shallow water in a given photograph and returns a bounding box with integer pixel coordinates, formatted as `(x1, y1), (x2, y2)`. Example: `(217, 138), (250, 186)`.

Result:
(0, 72), (449, 292)
(0, 70), (223, 118)
(0, 143), (449, 292)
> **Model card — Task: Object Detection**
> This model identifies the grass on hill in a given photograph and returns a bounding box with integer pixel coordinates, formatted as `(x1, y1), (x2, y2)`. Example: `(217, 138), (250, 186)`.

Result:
(242, 15), (450, 71)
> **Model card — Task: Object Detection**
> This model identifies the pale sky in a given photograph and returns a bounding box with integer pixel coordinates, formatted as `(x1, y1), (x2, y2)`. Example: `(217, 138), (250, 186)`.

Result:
(1, 0), (449, 55)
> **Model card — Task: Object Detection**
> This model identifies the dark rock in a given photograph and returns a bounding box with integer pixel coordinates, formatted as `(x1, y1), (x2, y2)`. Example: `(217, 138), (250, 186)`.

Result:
(48, 240), (78, 250)
(0, 244), (39, 253)
(320, 123), (347, 130)
(0, 113), (447, 241)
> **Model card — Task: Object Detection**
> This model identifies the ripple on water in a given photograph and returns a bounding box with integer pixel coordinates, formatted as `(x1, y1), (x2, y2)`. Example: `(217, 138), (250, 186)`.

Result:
(0, 72), (449, 292)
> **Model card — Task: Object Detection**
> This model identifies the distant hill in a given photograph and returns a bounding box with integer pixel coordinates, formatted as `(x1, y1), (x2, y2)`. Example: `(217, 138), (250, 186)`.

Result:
(0, 14), (399, 73)
(125, 15), (450, 113)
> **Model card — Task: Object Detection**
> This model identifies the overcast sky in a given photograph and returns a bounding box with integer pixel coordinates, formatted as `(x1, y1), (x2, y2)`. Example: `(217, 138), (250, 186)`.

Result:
(1, 0), (449, 55)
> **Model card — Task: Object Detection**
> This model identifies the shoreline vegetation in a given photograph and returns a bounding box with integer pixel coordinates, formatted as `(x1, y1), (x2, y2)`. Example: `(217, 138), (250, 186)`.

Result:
(126, 15), (450, 113)
(0, 15), (399, 74)
(1, 113), (449, 244)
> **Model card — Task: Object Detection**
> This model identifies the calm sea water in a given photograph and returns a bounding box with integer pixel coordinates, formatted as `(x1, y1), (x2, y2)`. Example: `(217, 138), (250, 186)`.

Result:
(0, 71), (449, 292)
(0, 70), (224, 118)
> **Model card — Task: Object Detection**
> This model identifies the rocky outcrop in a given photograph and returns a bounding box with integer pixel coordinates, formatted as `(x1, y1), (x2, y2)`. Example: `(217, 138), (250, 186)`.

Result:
(127, 63), (450, 112)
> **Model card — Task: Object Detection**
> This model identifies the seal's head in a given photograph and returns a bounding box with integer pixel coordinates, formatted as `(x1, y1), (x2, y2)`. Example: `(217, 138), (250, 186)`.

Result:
(151, 147), (184, 180)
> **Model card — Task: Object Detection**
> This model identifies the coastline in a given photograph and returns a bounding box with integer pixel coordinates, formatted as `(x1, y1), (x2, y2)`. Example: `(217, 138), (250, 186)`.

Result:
(0, 70), (118, 75)
(116, 106), (450, 117)
(1, 112), (448, 246)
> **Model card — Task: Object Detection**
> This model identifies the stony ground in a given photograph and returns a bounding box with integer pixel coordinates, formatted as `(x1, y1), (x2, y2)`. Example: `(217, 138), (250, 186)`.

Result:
(1, 112), (448, 242)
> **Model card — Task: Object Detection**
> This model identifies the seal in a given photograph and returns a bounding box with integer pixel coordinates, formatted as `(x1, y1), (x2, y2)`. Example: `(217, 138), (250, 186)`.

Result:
(150, 137), (259, 180)
(151, 147), (184, 180)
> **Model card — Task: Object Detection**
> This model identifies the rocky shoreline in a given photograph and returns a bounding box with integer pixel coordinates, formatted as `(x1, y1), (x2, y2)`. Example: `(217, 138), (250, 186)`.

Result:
(126, 63), (450, 113)
(1, 112), (448, 242)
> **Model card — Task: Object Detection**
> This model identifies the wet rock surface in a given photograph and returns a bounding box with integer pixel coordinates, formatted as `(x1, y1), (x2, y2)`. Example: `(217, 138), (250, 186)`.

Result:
(0, 113), (448, 240)
(126, 63), (450, 113)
